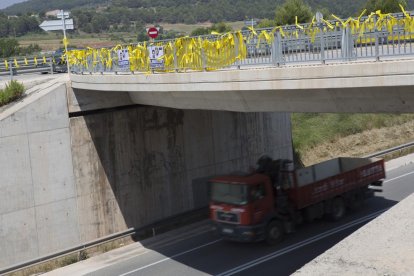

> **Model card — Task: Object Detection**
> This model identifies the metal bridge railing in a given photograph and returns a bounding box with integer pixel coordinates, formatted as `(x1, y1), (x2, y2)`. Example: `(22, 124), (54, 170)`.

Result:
(68, 10), (414, 75)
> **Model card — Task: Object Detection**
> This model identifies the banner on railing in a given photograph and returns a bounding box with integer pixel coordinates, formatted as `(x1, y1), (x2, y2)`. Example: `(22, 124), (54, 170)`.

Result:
(117, 49), (130, 69)
(149, 46), (165, 69)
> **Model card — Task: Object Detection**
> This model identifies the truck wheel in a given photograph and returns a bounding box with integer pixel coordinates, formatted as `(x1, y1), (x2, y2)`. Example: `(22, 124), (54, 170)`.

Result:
(328, 197), (346, 221)
(266, 221), (284, 245)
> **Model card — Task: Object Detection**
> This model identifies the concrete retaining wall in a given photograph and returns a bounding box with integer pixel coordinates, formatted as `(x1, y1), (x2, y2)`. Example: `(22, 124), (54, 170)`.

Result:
(0, 83), (80, 268)
(0, 82), (293, 269)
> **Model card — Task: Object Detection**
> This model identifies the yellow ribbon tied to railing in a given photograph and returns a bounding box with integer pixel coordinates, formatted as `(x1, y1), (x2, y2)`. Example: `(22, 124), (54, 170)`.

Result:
(64, 6), (414, 74)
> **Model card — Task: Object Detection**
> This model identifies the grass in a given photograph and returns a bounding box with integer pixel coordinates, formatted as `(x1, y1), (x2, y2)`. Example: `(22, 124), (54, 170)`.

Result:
(18, 32), (119, 51)
(16, 21), (247, 51)
(292, 113), (414, 156)
(8, 238), (133, 276)
(9, 253), (83, 276)
(0, 80), (25, 107)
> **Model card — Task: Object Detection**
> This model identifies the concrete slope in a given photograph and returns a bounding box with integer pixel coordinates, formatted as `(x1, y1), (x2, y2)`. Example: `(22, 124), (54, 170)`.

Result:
(294, 155), (414, 276)
(0, 74), (68, 115)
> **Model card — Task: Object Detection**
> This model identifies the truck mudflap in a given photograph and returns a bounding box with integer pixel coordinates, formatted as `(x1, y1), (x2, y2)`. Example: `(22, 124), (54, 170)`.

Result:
(211, 221), (267, 242)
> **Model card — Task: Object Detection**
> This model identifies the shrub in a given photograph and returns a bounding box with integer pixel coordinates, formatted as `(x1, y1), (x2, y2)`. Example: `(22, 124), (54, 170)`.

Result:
(0, 80), (25, 107)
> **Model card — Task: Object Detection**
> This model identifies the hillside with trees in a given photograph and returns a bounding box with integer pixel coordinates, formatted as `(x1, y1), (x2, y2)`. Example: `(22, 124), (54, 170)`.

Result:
(0, 0), (413, 44)
(4, 0), (414, 22)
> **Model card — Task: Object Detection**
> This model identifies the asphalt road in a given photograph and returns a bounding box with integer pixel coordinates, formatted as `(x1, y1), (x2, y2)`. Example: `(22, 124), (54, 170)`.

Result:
(78, 163), (414, 276)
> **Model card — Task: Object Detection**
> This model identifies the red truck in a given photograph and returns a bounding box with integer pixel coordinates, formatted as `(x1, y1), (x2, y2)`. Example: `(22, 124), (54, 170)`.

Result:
(209, 156), (385, 244)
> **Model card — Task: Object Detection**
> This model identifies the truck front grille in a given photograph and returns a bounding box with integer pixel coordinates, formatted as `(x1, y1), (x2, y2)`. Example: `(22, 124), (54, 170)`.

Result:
(216, 211), (240, 224)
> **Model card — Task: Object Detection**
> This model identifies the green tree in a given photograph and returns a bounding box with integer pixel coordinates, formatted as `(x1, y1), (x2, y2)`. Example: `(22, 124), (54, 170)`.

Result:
(275, 0), (313, 25)
(91, 14), (110, 33)
(0, 38), (20, 58)
(364, 0), (407, 13)
(0, 15), (10, 37)
(190, 22), (232, 36)
(190, 27), (210, 36)
(210, 22), (233, 33)
(257, 18), (277, 28)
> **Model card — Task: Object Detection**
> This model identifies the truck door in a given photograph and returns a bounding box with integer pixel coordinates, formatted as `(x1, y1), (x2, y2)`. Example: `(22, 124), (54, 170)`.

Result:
(250, 183), (271, 224)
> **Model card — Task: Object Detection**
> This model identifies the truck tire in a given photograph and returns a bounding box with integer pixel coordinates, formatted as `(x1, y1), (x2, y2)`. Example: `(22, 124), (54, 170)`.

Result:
(328, 197), (346, 221)
(266, 221), (284, 245)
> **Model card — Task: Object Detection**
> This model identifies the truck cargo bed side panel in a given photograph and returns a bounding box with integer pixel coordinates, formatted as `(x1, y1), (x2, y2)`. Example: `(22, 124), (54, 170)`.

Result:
(291, 160), (385, 209)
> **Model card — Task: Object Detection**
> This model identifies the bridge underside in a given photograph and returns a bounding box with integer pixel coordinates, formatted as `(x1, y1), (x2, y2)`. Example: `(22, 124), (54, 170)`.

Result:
(71, 59), (414, 113)
(124, 86), (413, 113)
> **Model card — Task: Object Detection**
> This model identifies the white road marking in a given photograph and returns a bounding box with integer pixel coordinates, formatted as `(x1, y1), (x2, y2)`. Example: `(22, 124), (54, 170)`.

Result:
(216, 208), (389, 276)
(119, 239), (222, 276)
(384, 171), (414, 183)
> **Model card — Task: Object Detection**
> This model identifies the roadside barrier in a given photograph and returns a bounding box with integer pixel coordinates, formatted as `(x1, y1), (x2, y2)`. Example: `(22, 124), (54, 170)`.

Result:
(68, 7), (414, 74)
(0, 54), (66, 79)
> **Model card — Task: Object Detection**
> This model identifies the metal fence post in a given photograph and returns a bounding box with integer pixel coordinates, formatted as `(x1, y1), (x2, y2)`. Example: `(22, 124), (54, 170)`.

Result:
(173, 44), (178, 72)
(234, 34), (240, 69)
(272, 31), (283, 67)
(320, 26), (325, 64)
(341, 26), (354, 61)
(201, 47), (206, 71)
(374, 16), (380, 61)
(9, 59), (13, 80)
(50, 57), (54, 74)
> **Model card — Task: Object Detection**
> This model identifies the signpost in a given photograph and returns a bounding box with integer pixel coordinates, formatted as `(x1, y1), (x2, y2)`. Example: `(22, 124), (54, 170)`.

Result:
(39, 10), (73, 73)
(244, 19), (257, 28)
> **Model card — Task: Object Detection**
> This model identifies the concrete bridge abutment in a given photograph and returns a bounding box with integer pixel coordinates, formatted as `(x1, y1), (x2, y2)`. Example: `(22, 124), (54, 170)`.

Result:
(0, 81), (293, 269)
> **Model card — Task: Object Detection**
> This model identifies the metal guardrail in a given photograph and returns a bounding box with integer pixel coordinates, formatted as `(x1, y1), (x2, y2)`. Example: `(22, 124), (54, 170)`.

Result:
(69, 11), (414, 75)
(0, 56), (62, 79)
(364, 141), (414, 158)
(0, 207), (208, 275)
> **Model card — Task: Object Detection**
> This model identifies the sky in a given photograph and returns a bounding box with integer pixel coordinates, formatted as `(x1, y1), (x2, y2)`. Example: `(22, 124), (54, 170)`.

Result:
(0, 0), (28, 9)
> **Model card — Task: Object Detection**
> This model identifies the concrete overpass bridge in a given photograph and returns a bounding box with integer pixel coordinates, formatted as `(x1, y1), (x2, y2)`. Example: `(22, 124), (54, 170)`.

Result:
(69, 12), (414, 113)
(71, 58), (414, 113)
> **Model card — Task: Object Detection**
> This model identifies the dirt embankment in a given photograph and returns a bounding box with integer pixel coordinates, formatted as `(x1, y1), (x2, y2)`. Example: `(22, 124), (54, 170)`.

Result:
(301, 120), (414, 166)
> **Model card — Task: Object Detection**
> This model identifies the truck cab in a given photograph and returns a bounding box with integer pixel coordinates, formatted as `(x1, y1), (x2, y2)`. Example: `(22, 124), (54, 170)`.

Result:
(209, 174), (279, 242)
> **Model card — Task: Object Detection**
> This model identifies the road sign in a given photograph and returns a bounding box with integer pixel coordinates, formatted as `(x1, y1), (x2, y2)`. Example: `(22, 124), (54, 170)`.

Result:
(316, 12), (324, 24)
(244, 19), (257, 26)
(39, 19), (74, 31)
(57, 11), (70, 19)
(147, 27), (159, 39)
(148, 46), (164, 69)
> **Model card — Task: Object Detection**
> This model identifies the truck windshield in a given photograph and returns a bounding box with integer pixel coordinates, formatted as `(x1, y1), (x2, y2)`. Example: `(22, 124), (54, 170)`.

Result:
(210, 182), (248, 205)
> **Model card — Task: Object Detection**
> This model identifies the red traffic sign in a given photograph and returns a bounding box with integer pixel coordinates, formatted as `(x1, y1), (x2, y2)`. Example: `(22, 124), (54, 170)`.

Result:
(147, 27), (159, 39)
